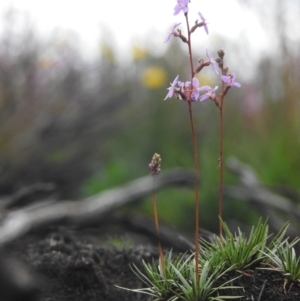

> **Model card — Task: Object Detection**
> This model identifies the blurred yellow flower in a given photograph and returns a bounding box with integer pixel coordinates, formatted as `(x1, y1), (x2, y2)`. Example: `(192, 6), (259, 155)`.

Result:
(57, 40), (69, 50)
(195, 74), (215, 87)
(132, 45), (148, 60)
(100, 43), (115, 64)
(37, 58), (54, 69)
(141, 66), (168, 89)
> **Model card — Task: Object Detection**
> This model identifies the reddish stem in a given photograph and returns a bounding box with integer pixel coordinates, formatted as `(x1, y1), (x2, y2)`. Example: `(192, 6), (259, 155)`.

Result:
(185, 15), (195, 77)
(185, 13), (199, 284)
(188, 101), (200, 280)
(218, 71), (225, 238)
(152, 176), (165, 276)
(218, 104), (224, 237)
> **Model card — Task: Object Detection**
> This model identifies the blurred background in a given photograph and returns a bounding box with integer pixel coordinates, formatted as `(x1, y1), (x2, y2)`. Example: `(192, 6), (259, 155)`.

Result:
(0, 0), (299, 234)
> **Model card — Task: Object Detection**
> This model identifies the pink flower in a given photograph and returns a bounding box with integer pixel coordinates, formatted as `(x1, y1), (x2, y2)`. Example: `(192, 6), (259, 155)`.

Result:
(164, 22), (181, 43)
(186, 78), (212, 101)
(199, 86), (218, 101)
(198, 12), (208, 35)
(173, 0), (189, 16)
(221, 73), (241, 88)
(206, 49), (219, 75)
(164, 75), (179, 100)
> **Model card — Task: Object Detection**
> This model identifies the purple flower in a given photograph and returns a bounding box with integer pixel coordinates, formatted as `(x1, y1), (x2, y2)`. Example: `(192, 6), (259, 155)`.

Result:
(164, 75), (179, 100)
(187, 78), (211, 101)
(206, 49), (219, 75)
(190, 78), (201, 101)
(221, 73), (241, 88)
(199, 86), (218, 101)
(198, 12), (208, 35)
(173, 0), (189, 16)
(177, 80), (186, 92)
(164, 22), (181, 43)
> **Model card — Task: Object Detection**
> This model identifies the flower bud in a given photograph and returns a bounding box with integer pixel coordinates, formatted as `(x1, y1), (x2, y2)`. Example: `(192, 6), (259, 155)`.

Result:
(149, 153), (161, 175)
(217, 49), (225, 59)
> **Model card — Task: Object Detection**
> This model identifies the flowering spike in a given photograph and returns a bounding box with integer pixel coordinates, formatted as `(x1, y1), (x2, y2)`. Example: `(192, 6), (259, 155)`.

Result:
(149, 153), (161, 176)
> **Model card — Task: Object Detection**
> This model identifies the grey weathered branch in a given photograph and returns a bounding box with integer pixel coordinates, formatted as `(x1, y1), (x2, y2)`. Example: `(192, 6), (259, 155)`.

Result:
(0, 182), (57, 210)
(224, 157), (300, 235)
(0, 168), (195, 246)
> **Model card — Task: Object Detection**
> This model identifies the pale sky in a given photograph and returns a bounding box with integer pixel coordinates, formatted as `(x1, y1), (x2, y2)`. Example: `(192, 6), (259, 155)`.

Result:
(0, 1), (269, 55)
(0, 0), (299, 74)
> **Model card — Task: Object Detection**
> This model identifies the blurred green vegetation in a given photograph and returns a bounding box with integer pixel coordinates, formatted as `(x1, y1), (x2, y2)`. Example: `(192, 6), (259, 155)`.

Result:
(0, 5), (299, 234)
(81, 36), (300, 234)
(81, 41), (300, 233)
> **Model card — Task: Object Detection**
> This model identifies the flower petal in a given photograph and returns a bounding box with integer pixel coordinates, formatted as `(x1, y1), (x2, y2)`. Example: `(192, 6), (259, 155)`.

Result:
(221, 75), (230, 84)
(233, 82), (241, 88)
(192, 77), (199, 88)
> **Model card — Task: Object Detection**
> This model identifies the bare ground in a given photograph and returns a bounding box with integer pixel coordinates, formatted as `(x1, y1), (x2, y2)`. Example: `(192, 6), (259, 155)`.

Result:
(3, 224), (300, 301)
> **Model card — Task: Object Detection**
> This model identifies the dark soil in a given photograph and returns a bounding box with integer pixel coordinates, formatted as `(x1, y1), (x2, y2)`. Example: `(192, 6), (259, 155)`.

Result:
(3, 225), (300, 301)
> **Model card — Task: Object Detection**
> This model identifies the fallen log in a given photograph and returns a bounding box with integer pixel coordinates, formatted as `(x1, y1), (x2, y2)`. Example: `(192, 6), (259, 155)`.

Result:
(0, 168), (195, 246)
(224, 157), (300, 236)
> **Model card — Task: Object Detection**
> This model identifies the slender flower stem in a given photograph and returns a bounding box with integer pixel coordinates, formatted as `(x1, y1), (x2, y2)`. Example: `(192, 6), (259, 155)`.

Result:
(152, 176), (165, 276)
(218, 69), (225, 238)
(188, 101), (200, 282)
(185, 13), (199, 285)
(185, 14), (195, 77)
(218, 102), (224, 237)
